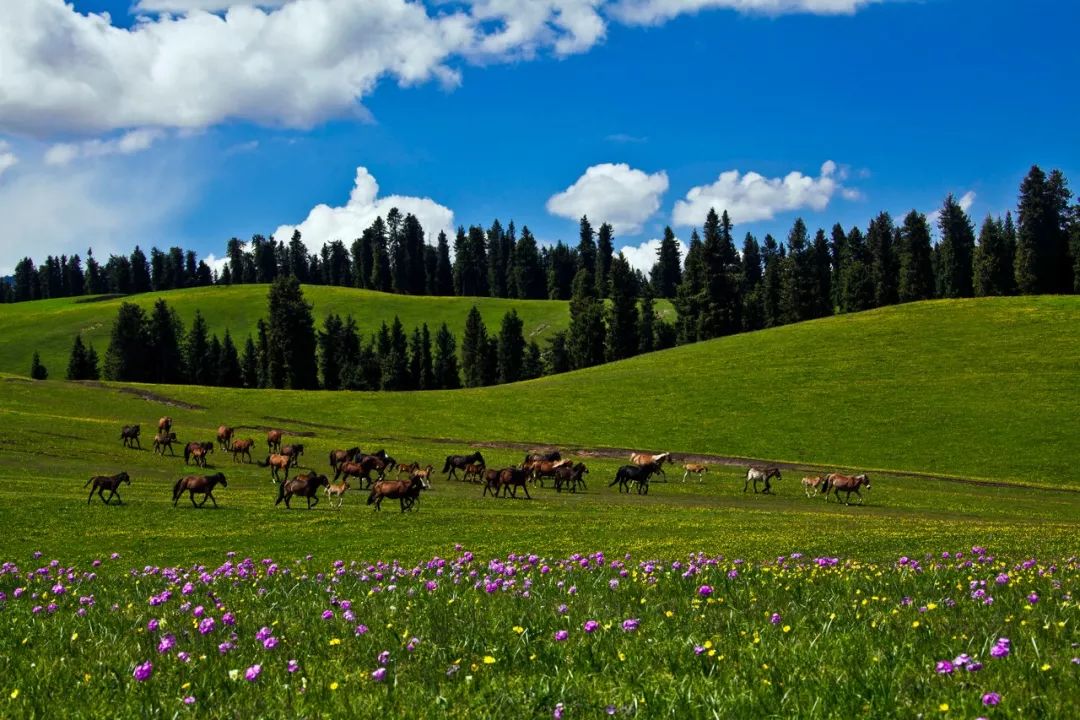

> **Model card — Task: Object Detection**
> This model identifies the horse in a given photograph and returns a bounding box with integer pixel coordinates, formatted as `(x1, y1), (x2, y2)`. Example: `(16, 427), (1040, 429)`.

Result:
(610, 462), (663, 495)
(334, 456), (388, 489)
(275, 471), (330, 509)
(367, 475), (424, 512)
(443, 451), (484, 481)
(481, 468), (502, 498)
(411, 465), (435, 489)
(267, 429), (284, 453)
(120, 425), (141, 449)
(526, 458), (572, 487)
(462, 463), (484, 484)
(281, 443), (305, 468)
(744, 466), (782, 494)
(216, 425), (234, 451)
(172, 473), (227, 508)
(158, 416), (172, 434)
(395, 461), (421, 479)
(259, 454), (292, 482)
(682, 463), (708, 482)
(553, 462), (589, 493)
(85, 472), (130, 505)
(230, 439), (255, 463)
(325, 479), (350, 510)
(153, 431), (177, 456)
(802, 475), (827, 498)
(184, 441), (214, 467)
(329, 447), (361, 471)
(630, 452), (671, 479)
(824, 473), (871, 505)
(495, 467), (532, 499)
(523, 450), (561, 466)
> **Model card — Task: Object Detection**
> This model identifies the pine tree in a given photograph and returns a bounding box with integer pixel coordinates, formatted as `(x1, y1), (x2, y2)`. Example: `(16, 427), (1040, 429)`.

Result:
(829, 223), (847, 308)
(241, 335), (259, 388)
(67, 334), (90, 380)
(434, 231), (454, 295)
(839, 227), (875, 313)
(147, 298), (186, 384)
(226, 238), (246, 285)
(369, 218), (393, 293)
(649, 227), (683, 298)
(697, 209), (742, 337)
(130, 246), (151, 294)
(266, 276), (319, 389)
(576, 216), (597, 291)
(455, 226), (488, 296)
(605, 254), (639, 361)
(286, 230), (309, 283)
(486, 219), (508, 298)
(185, 311), (212, 385)
(897, 210), (935, 302)
(419, 323), (435, 390)
(496, 309), (526, 384)
(973, 216), (1014, 297)
(511, 227), (546, 299)
(255, 319), (270, 388)
(808, 229), (833, 318)
(319, 313), (345, 390)
(1046, 170), (1074, 293)
(66, 254), (85, 297)
(521, 341), (543, 380)
(637, 283), (656, 354)
(104, 302), (149, 381)
(545, 242), (577, 300)
(544, 331), (571, 375)
(218, 331), (242, 388)
(867, 212), (899, 307)
(85, 342), (100, 380)
(461, 306), (489, 387)
(85, 249), (106, 295)
(105, 255), (132, 294)
(777, 218), (811, 325)
(936, 195), (976, 298)
(674, 230), (704, 342)
(30, 351), (48, 380)
(13, 258), (36, 302)
(567, 268), (606, 369)
(596, 223), (614, 299)
(206, 334), (223, 386)
(380, 317), (409, 391)
(1013, 165), (1072, 294)
(351, 228), (373, 289)
(433, 323), (460, 389)
(408, 325), (424, 389)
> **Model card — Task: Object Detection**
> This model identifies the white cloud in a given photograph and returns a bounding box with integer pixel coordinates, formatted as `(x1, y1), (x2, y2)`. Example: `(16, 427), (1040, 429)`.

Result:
(201, 252), (231, 277)
(927, 190), (976, 227)
(44, 129), (165, 166)
(273, 166), (455, 252)
(135, 1), (288, 12)
(610, 0), (882, 24)
(0, 141), (17, 177)
(619, 234), (686, 273)
(673, 160), (854, 226)
(546, 163), (669, 234)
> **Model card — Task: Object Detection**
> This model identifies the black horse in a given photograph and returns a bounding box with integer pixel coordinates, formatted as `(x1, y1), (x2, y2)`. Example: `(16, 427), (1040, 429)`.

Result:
(85, 472), (131, 505)
(610, 462), (663, 495)
(443, 451), (484, 481)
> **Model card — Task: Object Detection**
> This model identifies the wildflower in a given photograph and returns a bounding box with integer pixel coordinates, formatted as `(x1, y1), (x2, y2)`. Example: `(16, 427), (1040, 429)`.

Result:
(218, 642), (233, 655)
(935, 660), (954, 675)
(177, 652), (191, 663)
(557, 604), (568, 615)
(995, 573), (1009, 585)
(157, 634), (176, 654)
(967, 662), (984, 673)
(583, 620), (599, 634)
(329, 638), (342, 646)
(483, 656), (496, 664)
(982, 692), (1001, 707)
(728, 569), (739, 579)
(513, 626), (525, 635)
(10, 690), (19, 700)
(698, 585), (713, 597)
(553, 702), (565, 719)
(244, 664), (261, 682)
(693, 645), (706, 655)
(1027, 593), (1039, 604)
(256, 627), (272, 641)
(1040, 663), (1051, 671)
(221, 612), (236, 626)
(770, 613), (781, 625)
(287, 659), (299, 673)
(147, 618), (159, 633)
(938, 703), (949, 712)
(372, 668), (387, 682)
(990, 639), (1010, 659)
(952, 654), (971, 667)
(554, 630), (569, 642)
(783, 625), (791, 633)
(446, 664), (460, 677)
(606, 706), (616, 715)
(322, 610), (334, 620)
(263, 637), (279, 650)
(609, 579), (619, 590)
(183, 696), (195, 705)
(621, 618), (640, 633)
(329, 682), (339, 691)
(198, 618), (215, 635)
(355, 624), (369, 636)
(133, 661), (153, 682)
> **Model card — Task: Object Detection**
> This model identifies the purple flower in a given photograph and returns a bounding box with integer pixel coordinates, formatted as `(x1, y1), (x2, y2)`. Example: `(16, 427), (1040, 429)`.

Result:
(991, 638), (1010, 659)
(371, 667), (387, 682)
(147, 618), (159, 633)
(554, 630), (569, 642)
(406, 637), (420, 652)
(378, 650), (390, 665)
(176, 651), (191, 663)
(244, 664), (261, 682)
(693, 645), (706, 655)
(583, 620), (599, 634)
(425, 580), (438, 592)
(698, 585), (713, 597)
(322, 610), (334, 620)
(221, 612), (236, 626)
(727, 569), (739, 579)
(256, 626), (272, 641)
(218, 641), (233, 654)
(770, 613), (782, 625)
(1027, 593), (1039, 604)
(967, 662), (984, 673)
(355, 624), (369, 636)
(557, 604), (568, 615)
(157, 634), (176, 654)
(133, 661), (153, 681)
(192, 605), (205, 618)
(609, 579), (619, 590)
(553, 702), (565, 719)
(287, 659), (299, 673)
(953, 654), (971, 667)
(263, 636), (279, 650)
(606, 706), (616, 715)
(935, 660), (954, 675)
(183, 696), (195, 705)
(995, 573), (1009, 585)
(621, 618), (640, 633)
(982, 692), (1001, 707)
(198, 618), (215, 635)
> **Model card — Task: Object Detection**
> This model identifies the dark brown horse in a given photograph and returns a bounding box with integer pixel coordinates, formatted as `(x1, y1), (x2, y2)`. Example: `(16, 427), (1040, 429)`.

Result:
(824, 473), (871, 505)
(231, 438), (255, 463)
(153, 431), (177, 456)
(463, 462), (484, 484)
(216, 425), (234, 451)
(158, 416), (172, 434)
(275, 471), (330, 509)
(481, 468), (502, 497)
(120, 425), (141, 449)
(496, 467), (532, 499)
(266, 429), (284, 453)
(85, 471), (130, 505)
(443, 451), (484, 481)
(367, 475), (424, 512)
(184, 441), (214, 467)
(610, 462), (663, 495)
(172, 473), (227, 508)
(526, 458), (572, 487)
(523, 450), (561, 466)
(281, 443), (305, 468)
(259, 454), (292, 482)
(329, 447), (361, 471)
(334, 455), (389, 488)
(553, 462), (589, 493)
(744, 466), (782, 494)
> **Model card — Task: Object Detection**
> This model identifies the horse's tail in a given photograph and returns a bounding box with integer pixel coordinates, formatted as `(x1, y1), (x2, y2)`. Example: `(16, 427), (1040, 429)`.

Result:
(83, 476), (94, 488)
(329, 451), (336, 469)
(172, 477), (184, 500)
(441, 457), (451, 473)
(184, 445), (192, 464)
(366, 488), (377, 505)
(275, 480), (286, 506)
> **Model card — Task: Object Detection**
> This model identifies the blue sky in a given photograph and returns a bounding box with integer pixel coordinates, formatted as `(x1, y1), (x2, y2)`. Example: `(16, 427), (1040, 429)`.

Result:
(0, 0), (1077, 274)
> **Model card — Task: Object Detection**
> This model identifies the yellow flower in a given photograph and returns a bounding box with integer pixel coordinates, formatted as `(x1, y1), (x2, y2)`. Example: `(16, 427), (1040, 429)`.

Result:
(664, 610), (674, 618)
(329, 638), (342, 646)
(1041, 663), (1051, 671)
(782, 625), (791, 633)
(927, 603), (938, 610)
(703, 640), (713, 649)
(939, 703), (949, 712)
(707, 649), (716, 657)
(483, 656), (496, 665)
(330, 682), (339, 691)
(512, 626), (525, 635)
(10, 689), (19, 700)
(70, 632), (78, 642)
(911, 621), (920, 628)
(618, 652), (626, 662)
(181, 682), (191, 690)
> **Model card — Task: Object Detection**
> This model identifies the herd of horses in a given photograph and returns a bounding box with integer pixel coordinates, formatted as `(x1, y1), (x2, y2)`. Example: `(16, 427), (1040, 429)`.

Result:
(104, 416), (873, 511)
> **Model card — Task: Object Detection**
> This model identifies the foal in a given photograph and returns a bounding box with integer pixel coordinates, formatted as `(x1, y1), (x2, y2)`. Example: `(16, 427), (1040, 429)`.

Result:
(325, 479), (350, 509)
(85, 472), (131, 505)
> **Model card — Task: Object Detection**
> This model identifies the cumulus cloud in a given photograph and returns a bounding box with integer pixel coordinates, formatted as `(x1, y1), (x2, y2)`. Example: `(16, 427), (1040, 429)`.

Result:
(546, 163), (669, 234)
(135, 1), (287, 11)
(0, 141), (17, 177)
(272, 166), (455, 253)
(44, 129), (165, 166)
(619, 234), (687, 273)
(672, 160), (855, 226)
(201, 252), (231, 278)
(610, 0), (882, 24)
(927, 190), (976, 227)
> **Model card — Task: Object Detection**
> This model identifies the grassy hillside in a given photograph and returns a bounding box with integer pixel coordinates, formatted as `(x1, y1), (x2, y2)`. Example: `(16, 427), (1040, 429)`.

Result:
(0, 285), (677, 378)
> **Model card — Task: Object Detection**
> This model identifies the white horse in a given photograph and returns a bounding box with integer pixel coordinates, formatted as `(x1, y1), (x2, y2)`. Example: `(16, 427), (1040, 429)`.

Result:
(744, 466), (781, 494)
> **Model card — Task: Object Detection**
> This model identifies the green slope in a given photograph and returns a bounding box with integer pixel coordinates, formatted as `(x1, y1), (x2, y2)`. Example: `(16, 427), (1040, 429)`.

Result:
(0, 285), (680, 378)
(1, 296), (1076, 486)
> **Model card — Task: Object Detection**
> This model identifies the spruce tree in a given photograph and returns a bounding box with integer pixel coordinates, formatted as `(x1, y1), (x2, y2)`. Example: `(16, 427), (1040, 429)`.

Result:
(380, 317), (409, 390)
(85, 342), (100, 380)
(217, 331), (242, 387)
(147, 298), (186, 384)
(368, 217), (392, 292)
(759, 235), (783, 328)
(434, 231), (454, 295)
(936, 195), (976, 298)
(461, 306), (489, 387)
(567, 268), (606, 369)
(808, 229), (833, 318)
(596, 223), (614, 299)
(30, 351), (48, 380)
(522, 341), (543, 380)
(545, 242), (578, 300)
(130, 246), (151, 294)
(419, 323), (435, 390)
(255, 319), (270, 388)
(638, 283), (656, 354)
(576, 216), (597, 290)
(85, 250), (106, 295)
(867, 212), (899, 307)
(67, 334), (89, 380)
(351, 229), (373, 289)
(698, 209), (742, 337)
(185, 311), (212, 385)
(674, 230), (704, 342)
(545, 331), (571, 375)
(1013, 165), (1072, 294)
(104, 302), (150, 381)
(496, 309), (526, 384)
(206, 334), (223, 386)
(408, 325), (424, 389)
(266, 276), (319, 389)
(973, 216), (1014, 296)
(829, 223), (848, 308)
(898, 210), (935, 302)
(649, 227), (683, 298)
(319, 313), (345, 390)
(840, 227), (875, 313)
(241, 336), (259, 388)
(433, 323), (460, 389)
(486, 220), (508, 298)
(511, 227), (546, 299)
(605, 254), (639, 361)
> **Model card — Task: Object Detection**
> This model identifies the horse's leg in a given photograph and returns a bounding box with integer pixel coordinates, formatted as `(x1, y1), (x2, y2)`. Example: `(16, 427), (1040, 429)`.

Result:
(310, 495), (318, 509)
(208, 491), (218, 509)
(87, 484), (96, 505)
(743, 477), (749, 492)
(522, 483), (531, 500)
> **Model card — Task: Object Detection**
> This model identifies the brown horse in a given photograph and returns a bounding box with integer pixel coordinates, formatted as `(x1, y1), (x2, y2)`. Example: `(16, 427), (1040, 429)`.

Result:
(85, 471), (131, 505)
(367, 475), (424, 512)
(329, 447), (361, 471)
(158, 416), (172, 434)
(325, 479), (350, 509)
(281, 443), (305, 468)
(259, 454), (292, 483)
(443, 451), (484, 481)
(630, 452), (671, 479)
(553, 462), (589, 493)
(802, 475), (827, 498)
(744, 466), (782, 494)
(120, 425), (141, 449)
(334, 455), (388, 489)
(523, 450), (561, 466)
(275, 471), (330, 509)
(395, 461), (421, 478)
(526, 458), (572, 487)
(153, 431), (177, 456)
(496, 467), (532, 499)
(267, 429), (284, 453)
(231, 439), (255, 463)
(462, 463), (484, 484)
(824, 473), (871, 505)
(216, 425), (234, 451)
(411, 465), (435, 489)
(682, 463), (708, 482)
(172, 473), (227, 508)
(481, 468), (502, 497)
(184, 441), (214, 467)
